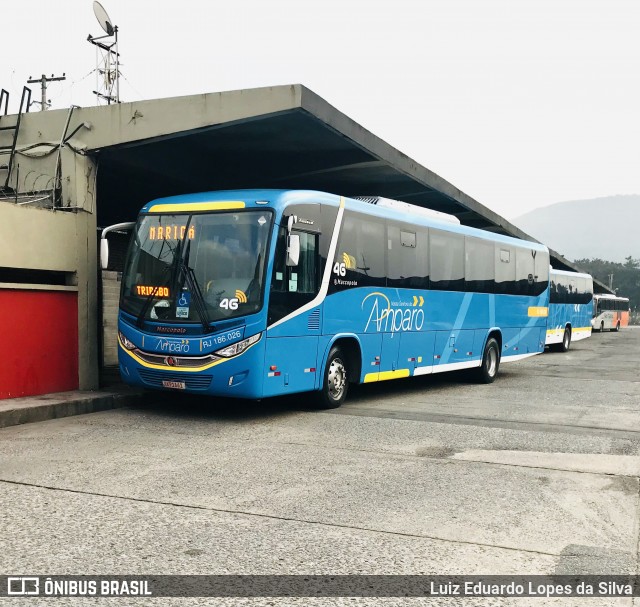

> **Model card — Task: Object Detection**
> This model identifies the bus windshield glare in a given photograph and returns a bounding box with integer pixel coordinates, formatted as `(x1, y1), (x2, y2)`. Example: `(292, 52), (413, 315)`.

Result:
(121, 211), (272, 323)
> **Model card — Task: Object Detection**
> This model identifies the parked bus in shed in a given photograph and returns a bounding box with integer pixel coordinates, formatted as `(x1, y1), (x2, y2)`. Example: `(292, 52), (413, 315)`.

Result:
(592, 294), (630, 332)
(101, 190), (550, 408)
(545, 269), (593, 352)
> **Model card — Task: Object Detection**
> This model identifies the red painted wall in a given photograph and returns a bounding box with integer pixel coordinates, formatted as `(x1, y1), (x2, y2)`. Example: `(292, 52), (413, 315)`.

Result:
(0, 289), (78, 399)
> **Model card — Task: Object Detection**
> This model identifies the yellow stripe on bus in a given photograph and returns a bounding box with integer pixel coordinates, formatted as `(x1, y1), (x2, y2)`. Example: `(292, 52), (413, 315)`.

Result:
(546, 326), (591, 334)
(364, 369), (410, 383)
(119, 335), (258, 372)
(528, 306), (549, 317)
(148, 201), (246, 213)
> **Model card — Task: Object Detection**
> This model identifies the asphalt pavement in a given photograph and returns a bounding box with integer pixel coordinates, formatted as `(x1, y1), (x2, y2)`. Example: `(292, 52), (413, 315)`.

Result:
(1, 327), (639, 606)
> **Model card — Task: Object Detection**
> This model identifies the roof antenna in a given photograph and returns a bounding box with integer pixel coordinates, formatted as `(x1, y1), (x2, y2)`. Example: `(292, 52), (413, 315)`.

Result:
(87, 1), (120, 105)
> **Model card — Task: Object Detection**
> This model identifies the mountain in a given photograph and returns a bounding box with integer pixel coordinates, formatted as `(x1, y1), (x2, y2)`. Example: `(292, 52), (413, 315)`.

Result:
(512, 195), (640, 263)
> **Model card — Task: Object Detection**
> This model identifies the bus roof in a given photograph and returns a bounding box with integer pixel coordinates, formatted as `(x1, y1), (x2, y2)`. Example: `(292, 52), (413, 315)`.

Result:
(140, 188), (548, 253)
(550, 268), (593, 280)
(594, 293), (629, 301)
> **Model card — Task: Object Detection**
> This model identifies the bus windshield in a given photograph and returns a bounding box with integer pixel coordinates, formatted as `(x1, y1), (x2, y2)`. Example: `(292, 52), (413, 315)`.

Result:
(121, 210), (272, 324)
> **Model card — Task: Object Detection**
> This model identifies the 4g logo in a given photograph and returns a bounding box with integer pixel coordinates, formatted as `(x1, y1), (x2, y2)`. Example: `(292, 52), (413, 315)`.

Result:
(333, 262), (347, 277)
(334, 252), (356, 276)
(220, 298), (239, 310)
(219, 290), (247, 311)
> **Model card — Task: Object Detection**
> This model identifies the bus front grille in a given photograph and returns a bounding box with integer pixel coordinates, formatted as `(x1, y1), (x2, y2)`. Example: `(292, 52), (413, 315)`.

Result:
(138, 369), (213, 390)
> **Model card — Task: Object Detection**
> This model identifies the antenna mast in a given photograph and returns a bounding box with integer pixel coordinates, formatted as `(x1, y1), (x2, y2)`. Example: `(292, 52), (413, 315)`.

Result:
(87, 1), (120, 105)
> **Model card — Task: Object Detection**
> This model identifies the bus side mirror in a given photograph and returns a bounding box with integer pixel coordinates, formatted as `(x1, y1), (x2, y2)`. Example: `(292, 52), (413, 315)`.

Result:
(100, 238), (109, 269)
(100, 221), (136, 270)
(286, 234), (300, 267)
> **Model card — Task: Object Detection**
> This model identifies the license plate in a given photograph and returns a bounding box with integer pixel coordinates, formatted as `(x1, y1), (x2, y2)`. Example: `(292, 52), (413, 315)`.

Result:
(162, 380), (186, 390)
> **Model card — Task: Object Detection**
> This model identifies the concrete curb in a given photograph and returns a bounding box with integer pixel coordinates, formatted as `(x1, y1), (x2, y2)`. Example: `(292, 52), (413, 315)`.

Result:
(0, 389), (146, 429)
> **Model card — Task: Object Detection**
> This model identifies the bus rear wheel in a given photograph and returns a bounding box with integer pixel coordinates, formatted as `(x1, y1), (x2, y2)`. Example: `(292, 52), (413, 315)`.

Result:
(554, 326), (571, 352)
(313, 346), (349, 409)
(613, 322), (620, 332)
(474, 337), (500, 384)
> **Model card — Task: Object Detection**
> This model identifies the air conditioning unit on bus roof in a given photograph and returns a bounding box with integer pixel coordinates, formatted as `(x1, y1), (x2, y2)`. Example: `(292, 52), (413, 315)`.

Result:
(354, 196), (460, 225)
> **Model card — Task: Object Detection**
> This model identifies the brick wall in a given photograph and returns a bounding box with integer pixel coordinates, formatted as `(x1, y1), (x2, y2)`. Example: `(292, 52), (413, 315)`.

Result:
(102, 270), (121, 366)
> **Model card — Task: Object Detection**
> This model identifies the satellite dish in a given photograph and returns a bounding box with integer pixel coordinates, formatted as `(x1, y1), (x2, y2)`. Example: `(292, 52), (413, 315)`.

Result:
(93, 1), (114, 36)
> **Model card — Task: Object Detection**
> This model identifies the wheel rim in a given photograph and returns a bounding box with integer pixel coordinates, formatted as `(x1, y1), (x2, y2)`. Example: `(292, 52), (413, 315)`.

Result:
(487, 347), (498, 377)
(327, 357), (346, 400)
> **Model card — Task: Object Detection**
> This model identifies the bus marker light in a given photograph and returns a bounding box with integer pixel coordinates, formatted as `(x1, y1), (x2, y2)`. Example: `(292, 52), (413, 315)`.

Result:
(270, 365), (277, 371)
(304, 368), (316, 373)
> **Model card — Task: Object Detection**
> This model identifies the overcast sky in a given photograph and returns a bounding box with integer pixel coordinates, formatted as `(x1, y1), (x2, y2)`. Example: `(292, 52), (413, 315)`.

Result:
(3, 0), (639, 219)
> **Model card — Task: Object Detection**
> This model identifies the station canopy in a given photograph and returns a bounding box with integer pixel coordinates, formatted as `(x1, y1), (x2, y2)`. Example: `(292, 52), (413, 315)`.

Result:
(92, 84), (584, 275)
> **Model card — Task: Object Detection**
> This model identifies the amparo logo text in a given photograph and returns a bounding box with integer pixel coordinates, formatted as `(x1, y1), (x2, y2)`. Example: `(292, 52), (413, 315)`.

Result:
(362, 292), (425, 333)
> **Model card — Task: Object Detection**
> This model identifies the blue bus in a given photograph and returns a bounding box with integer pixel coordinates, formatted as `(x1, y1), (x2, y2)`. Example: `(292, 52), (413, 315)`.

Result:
(103, 190), (550, 408)
(545, 269), (593, 352)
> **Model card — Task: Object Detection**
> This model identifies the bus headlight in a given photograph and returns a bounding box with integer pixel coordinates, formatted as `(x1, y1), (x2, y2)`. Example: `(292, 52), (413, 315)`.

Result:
(214, 332), (262, 358)
(119, 331), (136, 351)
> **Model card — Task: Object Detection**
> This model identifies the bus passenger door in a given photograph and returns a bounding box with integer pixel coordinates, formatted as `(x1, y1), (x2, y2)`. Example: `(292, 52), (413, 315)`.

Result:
(264, 224), (321, 397)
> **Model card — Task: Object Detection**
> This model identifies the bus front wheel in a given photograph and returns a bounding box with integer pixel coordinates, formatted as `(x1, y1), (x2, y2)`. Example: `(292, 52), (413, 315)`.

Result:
(475, 337), (500, 384)
(314, 346), (349, 409)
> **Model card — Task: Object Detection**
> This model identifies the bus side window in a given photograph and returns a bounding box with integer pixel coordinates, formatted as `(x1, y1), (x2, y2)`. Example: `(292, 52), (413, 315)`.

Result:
(577, 277), (588, 304)
(335, 213), (385, 287)
(387, 224), (428, 289)
(271, 228), (318, 294)
(271, 227), (288, 292)
(430, 230), (464, 291)
(515, 248), (535, 295)
(268, 227), (319, 325)
(495, 246), (515, 295)
(294, 231), (318, 294)
(465, 237), (494, 293)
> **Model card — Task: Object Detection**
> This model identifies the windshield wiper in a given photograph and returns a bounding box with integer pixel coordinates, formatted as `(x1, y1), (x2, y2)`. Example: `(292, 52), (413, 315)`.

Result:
(134, 215), (214, 333)
(136, 242), (176, 328)
(177, 242), (215, 333)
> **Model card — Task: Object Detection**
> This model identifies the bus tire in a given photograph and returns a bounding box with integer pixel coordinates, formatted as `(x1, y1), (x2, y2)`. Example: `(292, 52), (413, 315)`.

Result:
(313, 346), (349, 409)
(558, 326), (571, 352)
(475, 337), (500, 384)
(613, 322), (620, 332)
(600, 321), (605, 332)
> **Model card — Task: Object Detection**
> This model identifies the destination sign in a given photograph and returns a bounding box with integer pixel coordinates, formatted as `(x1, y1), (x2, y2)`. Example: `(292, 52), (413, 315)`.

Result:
(148, 225), (195, 240)
(136, 285), (170, 297)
